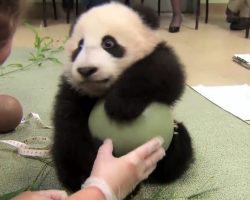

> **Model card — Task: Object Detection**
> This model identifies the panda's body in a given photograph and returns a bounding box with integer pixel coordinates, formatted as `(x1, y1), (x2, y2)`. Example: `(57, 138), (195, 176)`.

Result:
(53, 2), (193, 192)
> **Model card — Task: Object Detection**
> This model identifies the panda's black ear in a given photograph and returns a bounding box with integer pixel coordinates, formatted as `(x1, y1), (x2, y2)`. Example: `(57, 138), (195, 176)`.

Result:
(132, 5), (160, 29)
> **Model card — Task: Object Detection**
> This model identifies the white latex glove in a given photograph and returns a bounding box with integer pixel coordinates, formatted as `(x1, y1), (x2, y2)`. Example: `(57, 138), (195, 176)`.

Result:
(12, 190), (68, 200)
(83, 137), (165, 200)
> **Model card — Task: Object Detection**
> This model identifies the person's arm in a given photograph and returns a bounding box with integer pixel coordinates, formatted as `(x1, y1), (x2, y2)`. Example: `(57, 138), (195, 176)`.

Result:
(11, 190), (68, 200)
(68, 187), (105, 200)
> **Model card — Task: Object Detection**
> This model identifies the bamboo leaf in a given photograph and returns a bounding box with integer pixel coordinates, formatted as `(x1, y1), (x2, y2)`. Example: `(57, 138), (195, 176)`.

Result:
(0, 187), (27, 200)
(24, 23), (38, 36)
(1, 22), (65, 77)
(7, 63), (24, 68)
(40, 36), (51, 43)
(41, 47), (51, 52)
(47, 57), (62, 65)
(50, 47), (64, 54)
(29, 52), (36, 59)
(187, 188), (219, 199)
(151, 187), (174, 200)
(34, 35), (41, 49)
(62, 36), (69, 44)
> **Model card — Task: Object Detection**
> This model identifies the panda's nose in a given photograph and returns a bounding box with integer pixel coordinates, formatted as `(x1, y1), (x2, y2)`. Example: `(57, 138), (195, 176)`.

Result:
(77, 67), (98, 78)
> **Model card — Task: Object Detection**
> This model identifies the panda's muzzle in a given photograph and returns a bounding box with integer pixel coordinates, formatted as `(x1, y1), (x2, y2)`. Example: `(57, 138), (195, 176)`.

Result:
(77, 67), (98, 78)
(77, 67), (110, 84)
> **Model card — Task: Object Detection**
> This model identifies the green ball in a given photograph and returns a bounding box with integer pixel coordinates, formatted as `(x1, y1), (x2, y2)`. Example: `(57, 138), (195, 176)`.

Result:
(89, 100), (174, 156)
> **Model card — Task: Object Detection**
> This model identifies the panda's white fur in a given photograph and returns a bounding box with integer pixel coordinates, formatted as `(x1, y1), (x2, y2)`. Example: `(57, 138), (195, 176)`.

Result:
(64, 2), (160, 96)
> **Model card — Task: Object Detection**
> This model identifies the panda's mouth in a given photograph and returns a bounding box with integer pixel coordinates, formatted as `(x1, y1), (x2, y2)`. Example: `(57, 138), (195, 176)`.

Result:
(93, 78), (110, 83)
(83, 77), (111, 84)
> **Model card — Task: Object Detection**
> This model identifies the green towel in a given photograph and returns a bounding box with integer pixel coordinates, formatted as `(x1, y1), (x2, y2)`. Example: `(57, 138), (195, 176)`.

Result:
(0, 48), (250, 199)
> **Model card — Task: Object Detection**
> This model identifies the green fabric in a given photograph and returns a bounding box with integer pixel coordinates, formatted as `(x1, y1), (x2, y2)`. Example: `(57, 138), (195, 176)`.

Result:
(0, 48), (250, 199)
(0, 48), (65, 196)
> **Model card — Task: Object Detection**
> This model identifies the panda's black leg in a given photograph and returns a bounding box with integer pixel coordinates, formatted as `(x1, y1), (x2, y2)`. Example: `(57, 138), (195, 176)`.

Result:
(53, 137), (100, 192)
(149, 122), (194, 183)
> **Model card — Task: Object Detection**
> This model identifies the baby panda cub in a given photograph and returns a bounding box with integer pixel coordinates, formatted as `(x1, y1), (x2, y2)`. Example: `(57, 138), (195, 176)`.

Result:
(52, 2), (193, 192)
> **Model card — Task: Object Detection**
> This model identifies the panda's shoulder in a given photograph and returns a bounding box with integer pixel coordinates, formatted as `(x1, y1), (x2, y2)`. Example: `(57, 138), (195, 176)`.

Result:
(141, 42), (180, 65)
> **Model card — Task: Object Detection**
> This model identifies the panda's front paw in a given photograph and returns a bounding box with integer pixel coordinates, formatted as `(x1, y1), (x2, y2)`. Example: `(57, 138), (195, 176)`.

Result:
(104, 95), (147, 122)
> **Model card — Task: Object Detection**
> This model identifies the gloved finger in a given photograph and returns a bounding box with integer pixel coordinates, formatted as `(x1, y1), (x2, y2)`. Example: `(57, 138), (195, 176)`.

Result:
(127, 137), (164, 164)
(141, 164), (157, 181)
(37, 190), (68, 200)
(136, 148), (165, 182)
(143, 147), (165, 172)
(96, 139), (114, 160)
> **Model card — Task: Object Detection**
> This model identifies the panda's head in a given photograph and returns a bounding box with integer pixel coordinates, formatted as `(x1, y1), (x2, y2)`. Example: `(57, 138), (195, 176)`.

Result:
(64, 2), (161, 96)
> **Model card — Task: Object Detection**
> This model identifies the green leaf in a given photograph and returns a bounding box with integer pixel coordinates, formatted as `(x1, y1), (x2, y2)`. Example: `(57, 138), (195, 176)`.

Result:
(50, 47), (64, 54)
(1, 23), (65, 77)
(29, 52), (36, 58)
(62, 36), (69, 44)
(151, 187), (173, 200)
(41, 36), (51, 43)
(34, 35), (41, 49)
(187, 188), (220, 199)
(41, 47), (51, 52)
(47, 57), (62, 65)
(36, 47), (42, 56)
(39, 54), (46, 59)
(0, 187), (27, 200)
(24, 23), (38, 36)
(7, 63), (24, 68)
(45, 38), (53, 45)
(27, 163), (50, 191)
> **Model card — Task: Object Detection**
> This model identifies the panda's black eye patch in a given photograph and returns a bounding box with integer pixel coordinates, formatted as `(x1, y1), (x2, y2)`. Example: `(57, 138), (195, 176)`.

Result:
(71, 38), (84, 62)
(102, 35), (125, 58)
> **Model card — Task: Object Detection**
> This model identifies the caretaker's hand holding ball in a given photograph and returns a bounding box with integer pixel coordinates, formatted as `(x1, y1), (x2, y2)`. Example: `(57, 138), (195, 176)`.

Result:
(86, 137), (166, 200)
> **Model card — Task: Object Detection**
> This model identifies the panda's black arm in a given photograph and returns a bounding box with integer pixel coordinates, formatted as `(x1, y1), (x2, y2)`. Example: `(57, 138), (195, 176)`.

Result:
(105, 43), (185, 122)
(52, 77), (100, 191)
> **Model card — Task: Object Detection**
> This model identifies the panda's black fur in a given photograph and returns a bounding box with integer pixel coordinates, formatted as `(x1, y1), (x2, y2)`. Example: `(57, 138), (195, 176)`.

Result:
(52, 2), (193, 193)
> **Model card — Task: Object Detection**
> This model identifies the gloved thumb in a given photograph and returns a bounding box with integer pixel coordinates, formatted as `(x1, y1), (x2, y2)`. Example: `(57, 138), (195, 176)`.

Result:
(96, 139), (114, 160)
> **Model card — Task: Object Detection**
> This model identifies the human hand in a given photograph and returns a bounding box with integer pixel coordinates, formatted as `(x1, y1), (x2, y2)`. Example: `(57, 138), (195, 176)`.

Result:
(12, 190), (68, 200)
(84, 137), (165, 200)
